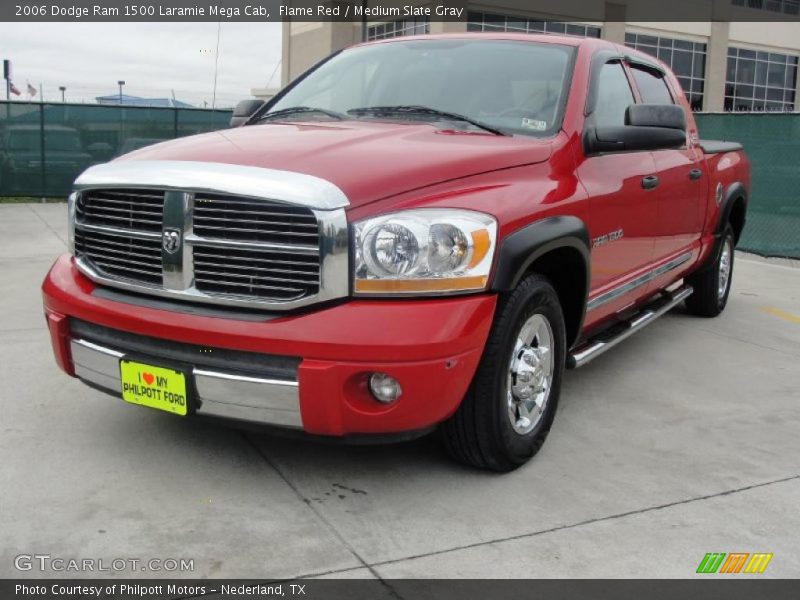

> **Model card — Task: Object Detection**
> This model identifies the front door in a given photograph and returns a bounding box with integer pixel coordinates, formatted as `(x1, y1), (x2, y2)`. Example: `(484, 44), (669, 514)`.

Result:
(576, 59), (659, 322)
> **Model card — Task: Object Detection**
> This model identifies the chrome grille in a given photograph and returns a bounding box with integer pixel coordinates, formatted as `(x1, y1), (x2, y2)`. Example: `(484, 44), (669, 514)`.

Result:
(71, 161), (349, 311)
(72, 186), (329, 307)
(193, 246), (320, 301)
(76, 189), (164, 232)
(191, 193), (320, 300)
(193, 194), (320, 246)
(74, 228), (162, 285)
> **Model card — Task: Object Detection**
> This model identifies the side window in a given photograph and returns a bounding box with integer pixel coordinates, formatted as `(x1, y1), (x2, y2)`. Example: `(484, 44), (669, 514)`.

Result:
(631, 66), (674, 104)
(595, 61), (635, 127)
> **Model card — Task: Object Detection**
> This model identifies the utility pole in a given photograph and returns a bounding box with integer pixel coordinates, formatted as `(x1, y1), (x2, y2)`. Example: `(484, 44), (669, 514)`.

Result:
(212, 22), (221, 109)
(361, 0), (368, 42)
(118, 80), (125, 104)
(3, 59), (11, 100)
(59, 86), (66, 102)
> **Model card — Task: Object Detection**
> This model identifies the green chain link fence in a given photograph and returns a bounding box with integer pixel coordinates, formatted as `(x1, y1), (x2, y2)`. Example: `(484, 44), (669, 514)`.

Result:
(1, 102), (798, 258)
(694, 113), (800, 259)
(0, 101), (230, 197)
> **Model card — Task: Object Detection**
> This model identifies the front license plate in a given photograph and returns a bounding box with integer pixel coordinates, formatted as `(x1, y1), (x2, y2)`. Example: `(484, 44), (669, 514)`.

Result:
(119, 359), (189, 416)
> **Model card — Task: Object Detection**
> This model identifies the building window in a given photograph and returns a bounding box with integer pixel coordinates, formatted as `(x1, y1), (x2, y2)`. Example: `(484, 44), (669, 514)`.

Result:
(731, 0), (800, 16)
(725, 47), (798, 112)
(367, 17), (429, 41)
(466, 12), (601, 38)
(625, 33), (707, 111)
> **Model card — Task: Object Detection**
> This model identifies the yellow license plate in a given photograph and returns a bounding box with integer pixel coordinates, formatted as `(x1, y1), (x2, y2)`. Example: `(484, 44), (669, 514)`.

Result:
(119, 359), (189, 416)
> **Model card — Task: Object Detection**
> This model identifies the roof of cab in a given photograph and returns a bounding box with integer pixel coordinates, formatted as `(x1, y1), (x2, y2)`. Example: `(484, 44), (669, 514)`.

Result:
(354, 32), (669, 72)
(356, 31), (613, 49)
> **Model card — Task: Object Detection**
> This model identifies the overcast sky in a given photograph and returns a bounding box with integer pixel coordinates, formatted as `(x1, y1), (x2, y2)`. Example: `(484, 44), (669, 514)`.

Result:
(0, 22), (282, 107)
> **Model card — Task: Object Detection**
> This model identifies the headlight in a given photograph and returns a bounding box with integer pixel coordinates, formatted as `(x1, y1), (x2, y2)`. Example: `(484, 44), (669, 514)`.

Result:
(353, 209), (497, 295)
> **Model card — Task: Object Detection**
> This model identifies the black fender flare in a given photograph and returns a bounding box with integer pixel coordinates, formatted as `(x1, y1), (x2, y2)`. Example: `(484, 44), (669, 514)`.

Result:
(715, 182), (748, 238)
(696, 182), (748, 273)
(491, 216), (591, 347)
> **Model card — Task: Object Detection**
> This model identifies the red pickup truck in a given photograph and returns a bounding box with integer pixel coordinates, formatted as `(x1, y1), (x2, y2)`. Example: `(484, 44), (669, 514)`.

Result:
(42, 34), (749, 471)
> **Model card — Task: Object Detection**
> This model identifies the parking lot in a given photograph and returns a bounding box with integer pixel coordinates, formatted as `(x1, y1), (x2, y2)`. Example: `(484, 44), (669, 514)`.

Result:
(1, 201), (799, 579)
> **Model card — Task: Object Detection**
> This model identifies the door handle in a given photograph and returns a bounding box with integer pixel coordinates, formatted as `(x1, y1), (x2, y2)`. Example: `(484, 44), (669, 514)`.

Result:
(641, 175), (659, 190)
(689, 169), (703, 180)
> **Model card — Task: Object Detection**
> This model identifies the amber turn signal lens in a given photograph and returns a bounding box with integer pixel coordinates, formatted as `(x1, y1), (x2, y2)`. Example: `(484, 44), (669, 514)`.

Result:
(468, 229), (492, 269)
(354, 276), (488, 294)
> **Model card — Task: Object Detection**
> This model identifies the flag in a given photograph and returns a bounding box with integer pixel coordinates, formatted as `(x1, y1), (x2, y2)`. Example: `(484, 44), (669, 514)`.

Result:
(9, 81), (21, 96)
(27, 83), (36, 97)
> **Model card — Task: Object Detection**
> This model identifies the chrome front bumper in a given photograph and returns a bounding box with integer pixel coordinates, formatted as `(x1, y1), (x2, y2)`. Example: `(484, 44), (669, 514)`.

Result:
(70, 338), (302, 428)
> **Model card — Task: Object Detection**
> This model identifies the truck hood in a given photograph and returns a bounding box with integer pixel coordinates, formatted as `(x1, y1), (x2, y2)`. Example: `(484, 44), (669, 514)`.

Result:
(119, 121), (552, 207)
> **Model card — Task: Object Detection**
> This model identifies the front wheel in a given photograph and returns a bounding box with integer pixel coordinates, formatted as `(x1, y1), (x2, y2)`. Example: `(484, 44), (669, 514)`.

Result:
(442, 274), (566, 472)
(685, 224), (735, 317)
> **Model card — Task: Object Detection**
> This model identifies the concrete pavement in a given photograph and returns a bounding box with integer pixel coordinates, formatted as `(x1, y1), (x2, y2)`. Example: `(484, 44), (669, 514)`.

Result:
(1, 202), (798, 579)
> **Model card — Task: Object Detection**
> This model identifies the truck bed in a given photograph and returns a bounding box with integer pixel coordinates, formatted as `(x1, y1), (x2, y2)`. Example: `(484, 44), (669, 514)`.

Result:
(700, 140), (744, 154)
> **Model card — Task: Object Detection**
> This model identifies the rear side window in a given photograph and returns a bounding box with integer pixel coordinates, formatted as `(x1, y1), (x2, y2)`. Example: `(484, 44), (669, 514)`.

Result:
(631, 66), (674, 104)
(594, 61), (635, 127)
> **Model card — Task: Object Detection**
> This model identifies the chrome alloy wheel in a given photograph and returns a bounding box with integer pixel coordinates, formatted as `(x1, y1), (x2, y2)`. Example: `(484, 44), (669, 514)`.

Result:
(506, 313), (555, 435)
(718, 237), (733, 300)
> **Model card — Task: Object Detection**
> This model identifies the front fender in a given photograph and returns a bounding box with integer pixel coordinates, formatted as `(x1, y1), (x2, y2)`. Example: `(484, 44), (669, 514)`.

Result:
(490, 216), (591, 348)
(491, 216), (590, 291)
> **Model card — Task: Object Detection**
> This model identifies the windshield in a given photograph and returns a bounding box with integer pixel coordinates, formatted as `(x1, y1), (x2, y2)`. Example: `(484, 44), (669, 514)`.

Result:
(267, 39), (574, 137)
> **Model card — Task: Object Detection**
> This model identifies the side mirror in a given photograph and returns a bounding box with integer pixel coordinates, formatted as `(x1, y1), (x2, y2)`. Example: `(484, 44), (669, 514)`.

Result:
(229, 99), (265, 127)
(585, 104), (687, 154)
(626, 104), (686, 130)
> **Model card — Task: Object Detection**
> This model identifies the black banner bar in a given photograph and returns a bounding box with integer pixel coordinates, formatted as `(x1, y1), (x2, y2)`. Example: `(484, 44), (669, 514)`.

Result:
(3, 0), (800, 22)
(3, 579), (800, 600)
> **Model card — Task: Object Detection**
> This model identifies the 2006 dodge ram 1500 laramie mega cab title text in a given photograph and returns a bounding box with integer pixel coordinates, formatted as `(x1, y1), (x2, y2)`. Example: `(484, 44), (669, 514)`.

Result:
(42, 34), (749, 471)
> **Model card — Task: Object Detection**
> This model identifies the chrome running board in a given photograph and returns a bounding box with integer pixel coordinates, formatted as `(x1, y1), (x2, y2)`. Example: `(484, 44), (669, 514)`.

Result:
(568, 285), (694, 369)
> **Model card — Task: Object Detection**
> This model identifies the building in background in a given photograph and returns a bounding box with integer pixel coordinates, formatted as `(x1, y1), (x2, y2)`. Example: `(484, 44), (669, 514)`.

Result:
(95, 94), (194, 108)
(250, 87), (280, 101)
(279, 0), (800, 112)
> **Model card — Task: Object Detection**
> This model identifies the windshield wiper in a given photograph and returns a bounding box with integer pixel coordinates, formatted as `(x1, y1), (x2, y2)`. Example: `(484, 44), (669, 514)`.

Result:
(347, 105), (508, 136)
(255, 106), (346, 123)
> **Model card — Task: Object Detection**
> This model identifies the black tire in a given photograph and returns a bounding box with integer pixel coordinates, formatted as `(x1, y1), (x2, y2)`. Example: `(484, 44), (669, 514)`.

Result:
(685, 224), (735, 318)
(442, 274), (566, 472)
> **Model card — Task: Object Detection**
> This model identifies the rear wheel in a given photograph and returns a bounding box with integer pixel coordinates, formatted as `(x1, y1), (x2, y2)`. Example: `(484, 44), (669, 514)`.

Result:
(442, 274), (566, 472)
(685, 224), (735, 317)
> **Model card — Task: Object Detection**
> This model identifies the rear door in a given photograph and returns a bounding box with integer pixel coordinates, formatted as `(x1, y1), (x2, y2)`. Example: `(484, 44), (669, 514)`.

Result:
(576, 58), (658, 320)
(629, 64), (706, 261)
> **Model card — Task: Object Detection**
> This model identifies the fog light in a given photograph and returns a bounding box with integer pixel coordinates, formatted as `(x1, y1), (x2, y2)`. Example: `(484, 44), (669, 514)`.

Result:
(368, 372), (402, 404)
